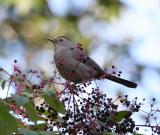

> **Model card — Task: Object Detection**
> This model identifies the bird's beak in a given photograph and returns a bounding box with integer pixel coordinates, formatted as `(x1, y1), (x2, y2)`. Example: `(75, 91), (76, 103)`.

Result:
(48, 37), (56, 43)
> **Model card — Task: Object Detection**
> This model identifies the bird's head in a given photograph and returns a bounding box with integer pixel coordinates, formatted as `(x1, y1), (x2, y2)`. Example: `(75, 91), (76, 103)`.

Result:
(48, 36), (73, 49)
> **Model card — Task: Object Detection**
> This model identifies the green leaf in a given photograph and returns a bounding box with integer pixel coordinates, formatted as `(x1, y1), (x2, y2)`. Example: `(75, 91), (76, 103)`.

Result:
(30, 123), (46, 131)
(44, 96), (66, 114)
(111, 111), (132, 122)
(22, 92), (34, 98)
(12, 95), (29, 106)
(12, 95), (43, 121)
(19, 128), (58, 135)
(42, 94), (66, 114)
(24, 102), (44, 122)
(1, 80), (6, 90)
(39, 131), (58, 135)
(40, 90), (56, 96)
(4, 97), (13, 104)
(105, 132), (117, 135)
(0, 100), (20, 135)
(19, 128), (39, 135)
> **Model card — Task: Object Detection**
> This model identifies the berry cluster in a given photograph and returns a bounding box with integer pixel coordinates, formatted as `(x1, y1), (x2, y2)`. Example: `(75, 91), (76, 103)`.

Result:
(42, 82), (143, 134)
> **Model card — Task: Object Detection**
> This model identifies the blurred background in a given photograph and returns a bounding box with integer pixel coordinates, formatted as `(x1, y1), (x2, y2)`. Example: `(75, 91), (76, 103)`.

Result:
(0, 0), (160, 133)
(0, 0), (160, 126)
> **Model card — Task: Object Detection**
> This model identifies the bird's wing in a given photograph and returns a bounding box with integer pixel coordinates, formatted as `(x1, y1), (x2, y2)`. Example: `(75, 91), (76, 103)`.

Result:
(70, 44), (104, 75)
(67, 44), (137, 88)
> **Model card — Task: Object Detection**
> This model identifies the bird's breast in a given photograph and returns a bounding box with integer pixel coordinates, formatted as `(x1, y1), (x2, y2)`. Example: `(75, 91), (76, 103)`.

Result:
(54, 47), (82, 82)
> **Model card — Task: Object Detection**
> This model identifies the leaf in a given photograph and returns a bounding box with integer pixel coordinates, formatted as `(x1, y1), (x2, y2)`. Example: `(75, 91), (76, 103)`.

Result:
(12, 95), (43, 121)
(30, 123), (46, 131)
(40, 90), (66, 114)
(19, 128), (39, 135)
(4, 97), (13, 104)
(133, 133), (143, 135)
(0, 100), (20, 135)
(19, 128), (58, 135)
(22, 92), (34, 98)
(12, 95), (29, 106)
(40, 90), (56, 96)
(111, 111), (132, 122)
(42, 94), (66, 114)
(39, 131), (58, 135)
(24, 102), (43, 121)
(105, 132), (117, 135)
(1, 80), (6, 90)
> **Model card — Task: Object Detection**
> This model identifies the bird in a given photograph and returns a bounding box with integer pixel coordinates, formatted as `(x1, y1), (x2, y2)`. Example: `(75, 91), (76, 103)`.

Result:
(48, 36), (137, 88)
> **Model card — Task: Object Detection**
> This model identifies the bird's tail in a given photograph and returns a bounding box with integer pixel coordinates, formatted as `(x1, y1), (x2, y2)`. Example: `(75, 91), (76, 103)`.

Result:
(105, 74), (137, 88)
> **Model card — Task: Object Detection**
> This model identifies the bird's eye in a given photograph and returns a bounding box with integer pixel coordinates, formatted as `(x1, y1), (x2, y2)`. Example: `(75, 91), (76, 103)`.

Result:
(59, 38), (63, 41)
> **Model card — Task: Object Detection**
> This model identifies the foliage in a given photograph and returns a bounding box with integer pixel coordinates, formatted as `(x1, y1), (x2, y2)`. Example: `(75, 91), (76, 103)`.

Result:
(0, 61), (160, 135)
(0, 99), (20, 135)
(0, 0), (124, 54)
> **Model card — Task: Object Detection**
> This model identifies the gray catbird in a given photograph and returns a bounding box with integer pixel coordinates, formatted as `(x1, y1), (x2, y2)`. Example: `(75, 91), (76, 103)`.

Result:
(48, 36), (137, 88)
